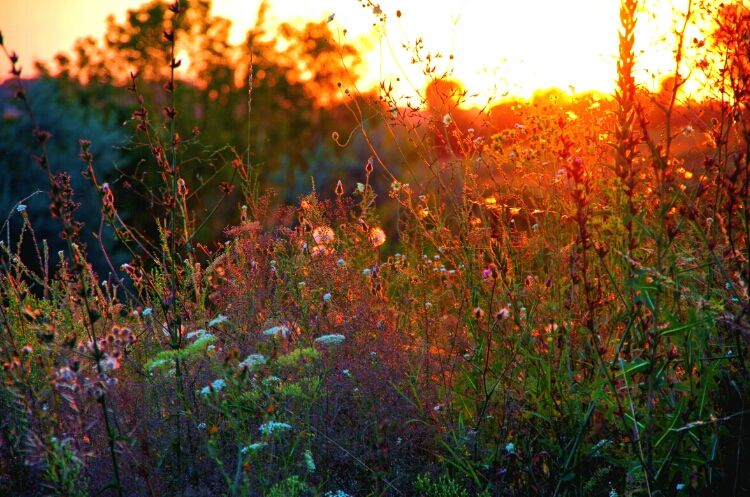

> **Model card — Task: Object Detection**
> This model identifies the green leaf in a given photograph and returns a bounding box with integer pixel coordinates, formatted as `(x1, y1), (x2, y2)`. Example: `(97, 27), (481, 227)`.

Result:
(660, 318), (712, 337)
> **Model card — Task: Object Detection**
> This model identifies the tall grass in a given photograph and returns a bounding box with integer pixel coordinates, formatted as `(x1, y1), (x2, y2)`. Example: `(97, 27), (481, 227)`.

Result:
(1, 1), (749, 496)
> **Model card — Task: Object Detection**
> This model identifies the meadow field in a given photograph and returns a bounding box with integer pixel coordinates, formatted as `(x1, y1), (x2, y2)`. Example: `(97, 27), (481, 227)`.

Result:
(0, 0), (749, 495)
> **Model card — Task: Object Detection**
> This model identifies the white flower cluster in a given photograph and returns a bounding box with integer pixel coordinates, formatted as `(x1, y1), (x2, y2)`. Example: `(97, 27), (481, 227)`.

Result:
(239, 354), (266, 370)
(208, 314), (228, 327)
(263, 326), (289, 336)
(200, 379), (226, 395)
(315, 334), (345, 345)
(241, 442), (267, 454)
(259, 421), (292, 436)
(324, 492), (353, 497)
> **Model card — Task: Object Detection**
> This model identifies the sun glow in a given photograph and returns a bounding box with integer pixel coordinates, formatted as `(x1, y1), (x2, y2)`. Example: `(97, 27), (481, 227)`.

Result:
(0, 0), (716, 105)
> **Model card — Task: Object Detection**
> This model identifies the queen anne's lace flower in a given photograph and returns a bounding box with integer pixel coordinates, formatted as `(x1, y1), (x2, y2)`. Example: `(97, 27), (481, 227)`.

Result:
(315, 334), (345, 345)
(259, 421), (292, 435)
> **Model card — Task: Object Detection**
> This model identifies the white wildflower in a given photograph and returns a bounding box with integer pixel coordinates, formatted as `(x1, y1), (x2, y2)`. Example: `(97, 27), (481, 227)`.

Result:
(239, 354), (266, 370)
(263, 326), (289, 336)
(241, 442), (267, 454)
(315, 334), (345, 345)
(259, 421), (292, 436)
(208, 314), (228, 326)
(304, 449), (315, 472)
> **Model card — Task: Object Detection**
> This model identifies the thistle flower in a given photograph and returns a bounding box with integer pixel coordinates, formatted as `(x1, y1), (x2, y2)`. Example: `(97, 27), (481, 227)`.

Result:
(496, 307), (510, 320)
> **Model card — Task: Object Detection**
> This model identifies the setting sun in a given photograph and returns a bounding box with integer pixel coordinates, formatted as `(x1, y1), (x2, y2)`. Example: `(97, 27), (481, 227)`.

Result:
(1, 0), (710, 103)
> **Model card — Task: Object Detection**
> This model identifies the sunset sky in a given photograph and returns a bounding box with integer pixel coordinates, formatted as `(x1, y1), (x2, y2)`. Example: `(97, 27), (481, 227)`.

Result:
(0, 0), (705, 104)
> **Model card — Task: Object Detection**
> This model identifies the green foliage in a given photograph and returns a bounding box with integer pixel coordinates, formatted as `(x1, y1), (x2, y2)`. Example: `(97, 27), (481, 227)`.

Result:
(414, 473), (476, 497)
(42, 438), (89, 497)
(266, 476), (311, 497)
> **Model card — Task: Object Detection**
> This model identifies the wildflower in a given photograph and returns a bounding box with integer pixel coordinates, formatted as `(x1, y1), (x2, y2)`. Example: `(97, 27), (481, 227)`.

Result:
(304, 449), (315, 472)
(342, 369), (350, 375)
(263, 326), (289, 336)
(442, 114), (452, 125)
(496, 307), (510, 320)
(609, 491), (618, 497)
(676, 483), (685, 491)
(337, 258), (346, 267)
(326, 13), (335, 23)
(325, 492), (353, 497)
(120, 263), (134, 271)
(186, 329), (210, 340)
(241, 442), (267, 453)
(368, 227), (386, 247)
(209, 314), (228, 326)
(239, 354), (266, 370)
(514, 123), (524, 129)
(16, 204), (26, 212)
(197, 423), (206, 429)
(142, 308), (153, 316)
(473, 307), (485, 319)
(370, 351), (376, 357)
(313, 226), (335, 245)
(259, 421), (292, 435)
(505, 442), (515, 452)
(372, 4), (382, 15)
(315, 334), (345, 345)
(434, 404), (444, 411)
(363, 268), (371, 276)
(323, 293), (332, 301)
(311, 245), (328, 257)
(201, 379), (226, 395)
(102, 356), (121, 371)
(21, 345), (33, 355)
(682, 125), (694, 136)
